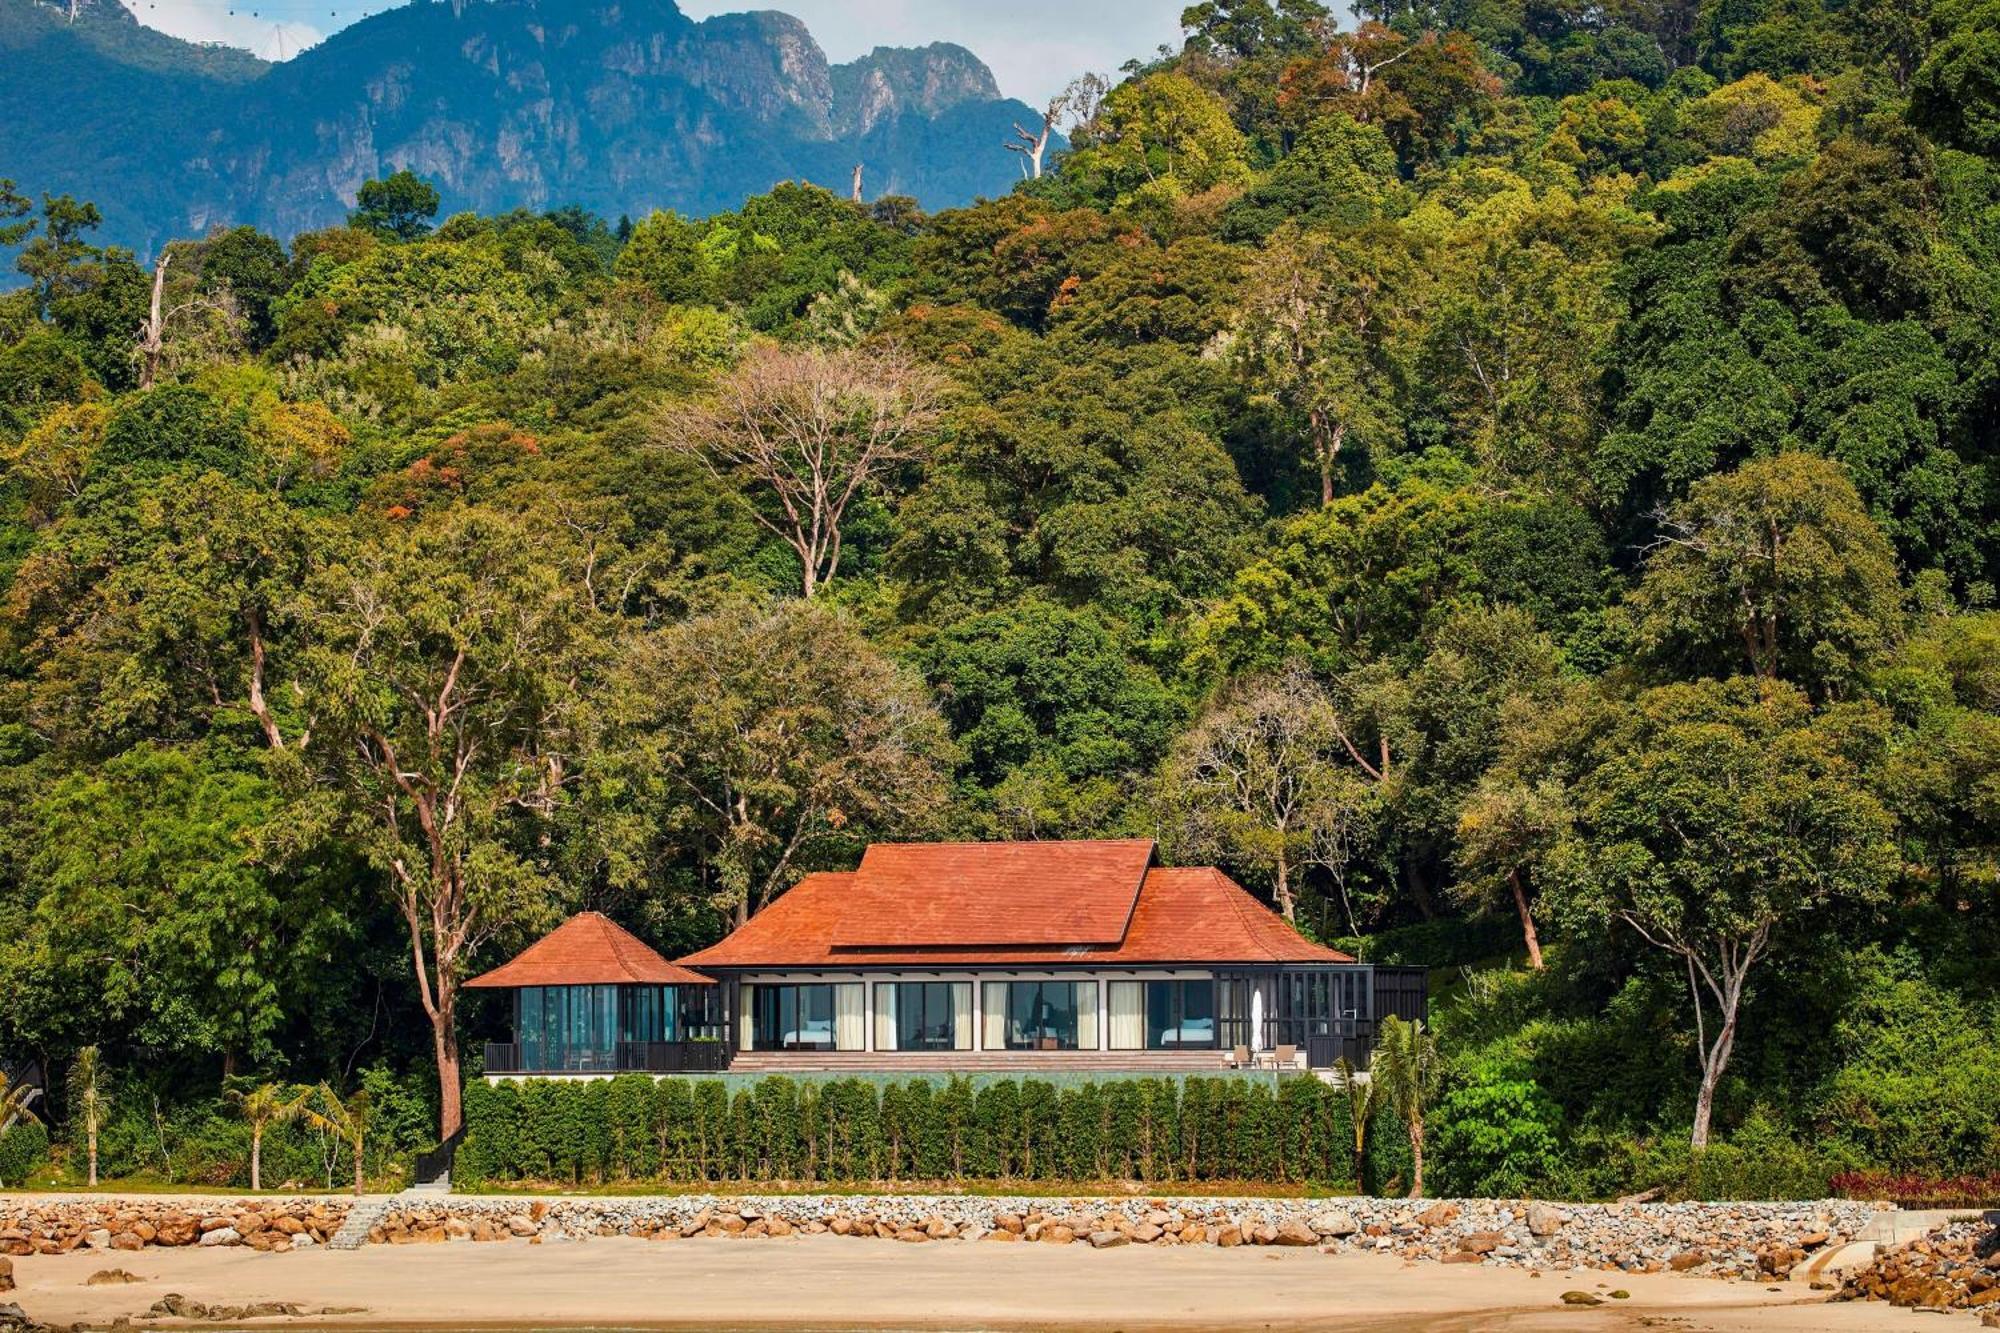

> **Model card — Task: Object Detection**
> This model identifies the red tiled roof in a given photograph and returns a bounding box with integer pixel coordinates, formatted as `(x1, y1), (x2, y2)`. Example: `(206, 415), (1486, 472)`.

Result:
(829, 839), (1154, 947)
(678, 847), (1353, 969)
(466, 912), (714, 988)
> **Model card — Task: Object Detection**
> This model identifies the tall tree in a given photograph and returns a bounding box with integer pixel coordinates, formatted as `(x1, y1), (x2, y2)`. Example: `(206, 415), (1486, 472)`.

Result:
(1632, 453), (1904, 699)
(349, 170), (441, 242)
(655, 342), (947, 599)
(1222, 225), (1415, 504)
(68, 1046), (101, 1188)
(1546, 678), (1897, 1147)
(1163, 663), (1379, 922)
(295, 507), (606, 1138)
(615, 600), (953, 928)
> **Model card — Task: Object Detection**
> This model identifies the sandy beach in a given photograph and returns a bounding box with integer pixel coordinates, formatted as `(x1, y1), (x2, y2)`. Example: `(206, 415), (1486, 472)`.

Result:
(5, 1233), (1980, 1331)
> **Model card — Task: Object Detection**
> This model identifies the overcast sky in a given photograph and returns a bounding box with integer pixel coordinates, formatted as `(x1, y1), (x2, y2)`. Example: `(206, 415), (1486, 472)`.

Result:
(118, 0), (1188, 104)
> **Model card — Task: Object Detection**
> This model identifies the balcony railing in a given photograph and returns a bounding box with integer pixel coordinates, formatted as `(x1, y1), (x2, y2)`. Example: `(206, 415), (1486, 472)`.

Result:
(483, 1039), (730, 1076)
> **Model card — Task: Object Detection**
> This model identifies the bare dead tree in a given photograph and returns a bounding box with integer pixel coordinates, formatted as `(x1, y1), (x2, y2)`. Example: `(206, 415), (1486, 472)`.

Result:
(655, 343), (948, 599)
(135, 251), (230, 389)
(1005, 73), (1108, 179)
(850, 162), (865, 203)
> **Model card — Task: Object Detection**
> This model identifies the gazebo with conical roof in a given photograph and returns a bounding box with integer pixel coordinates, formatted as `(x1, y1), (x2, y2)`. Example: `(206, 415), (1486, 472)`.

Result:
(466, 912), (721, 1075)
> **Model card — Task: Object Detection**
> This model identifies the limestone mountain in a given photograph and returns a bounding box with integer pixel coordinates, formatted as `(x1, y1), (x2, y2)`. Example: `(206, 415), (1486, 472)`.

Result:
(0, 0), (1042, 251)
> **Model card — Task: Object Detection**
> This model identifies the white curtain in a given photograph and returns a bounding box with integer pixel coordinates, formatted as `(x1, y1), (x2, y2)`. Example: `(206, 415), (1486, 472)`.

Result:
(951, 983), (973, 1050)
(835, 983), (865, 1051)
(1109, 981), (1145, 1050)
(738, 984), (755, 1052)
(874, 983), (897, 1052)
(1074, 982), (1099, 1050)
(982, 982), (1008, 1050)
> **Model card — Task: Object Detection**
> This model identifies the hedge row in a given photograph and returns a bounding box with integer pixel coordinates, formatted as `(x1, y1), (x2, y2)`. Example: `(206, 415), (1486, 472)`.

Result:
(458, 1075), (1410, 1189)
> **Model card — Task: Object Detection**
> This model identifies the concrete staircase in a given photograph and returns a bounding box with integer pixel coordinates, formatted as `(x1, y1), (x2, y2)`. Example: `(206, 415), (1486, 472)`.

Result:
(326, 1197), (395, 1250)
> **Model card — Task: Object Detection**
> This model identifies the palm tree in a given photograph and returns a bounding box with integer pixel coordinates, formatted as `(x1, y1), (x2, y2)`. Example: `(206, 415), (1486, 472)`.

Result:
(1371, 1015), (1441, 1198)
(228, 1083), (301, 1192)
(296, 1083), (370, 1196)
(69, 1047), (104, 1188)
(1336, 1056), (1383, 1193)
(0, 1069), (41, 1134)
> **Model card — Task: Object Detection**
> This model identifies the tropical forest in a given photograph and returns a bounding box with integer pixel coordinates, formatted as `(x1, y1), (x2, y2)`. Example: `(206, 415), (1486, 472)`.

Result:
(0, 0), (1995, 1205)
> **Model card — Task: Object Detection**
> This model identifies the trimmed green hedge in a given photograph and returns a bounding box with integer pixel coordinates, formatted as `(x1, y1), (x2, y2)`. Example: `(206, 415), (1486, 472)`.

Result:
(457, 1075), (1407, 1189)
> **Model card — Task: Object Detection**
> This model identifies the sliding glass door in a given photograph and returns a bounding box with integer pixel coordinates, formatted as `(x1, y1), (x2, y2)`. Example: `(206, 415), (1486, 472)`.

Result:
(1109, 980), (1217, 1050)
(983, 980), (1098, 1050)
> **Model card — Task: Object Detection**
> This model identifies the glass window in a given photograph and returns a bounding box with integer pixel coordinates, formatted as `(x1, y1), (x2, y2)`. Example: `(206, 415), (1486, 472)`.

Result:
(750, 983), (863, 1051)
(1145, 980), (1215, 1050)
(998, 980), (1094, 1050)
(882, 982), (969, 1051)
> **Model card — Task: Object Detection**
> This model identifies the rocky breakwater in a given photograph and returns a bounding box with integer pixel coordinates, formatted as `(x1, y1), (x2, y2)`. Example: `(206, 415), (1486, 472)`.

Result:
(0, 1198), (348, 1256)
(374, 1195), (1875, 1279)
(1835, 1215), (2000, 1320)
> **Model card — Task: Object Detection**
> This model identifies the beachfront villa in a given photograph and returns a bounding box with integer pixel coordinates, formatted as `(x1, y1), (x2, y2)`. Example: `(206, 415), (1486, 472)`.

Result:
(468, 839), (1426, 1079)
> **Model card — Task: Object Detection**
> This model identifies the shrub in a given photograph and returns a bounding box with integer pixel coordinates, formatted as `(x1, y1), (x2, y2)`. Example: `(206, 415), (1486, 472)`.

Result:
(1432, 1075), (1563, 1197)
(0, 1120), (50, 1185)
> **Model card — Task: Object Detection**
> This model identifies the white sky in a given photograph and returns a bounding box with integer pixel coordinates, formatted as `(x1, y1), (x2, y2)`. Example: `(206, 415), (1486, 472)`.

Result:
(117, 0), (1188, 104)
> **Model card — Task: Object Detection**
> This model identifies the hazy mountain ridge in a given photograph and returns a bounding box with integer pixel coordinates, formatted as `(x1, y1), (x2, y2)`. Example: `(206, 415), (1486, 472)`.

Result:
(0, 0), (1037, 250)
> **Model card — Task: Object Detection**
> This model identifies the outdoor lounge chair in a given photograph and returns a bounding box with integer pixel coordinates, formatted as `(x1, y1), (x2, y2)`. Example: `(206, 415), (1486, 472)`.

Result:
(1228, 1044), (1250, 1069)
(1273, 1043), (1297, 1070)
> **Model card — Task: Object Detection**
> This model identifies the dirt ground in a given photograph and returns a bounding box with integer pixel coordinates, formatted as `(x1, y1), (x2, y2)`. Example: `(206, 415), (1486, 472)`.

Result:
(6, 1232), (1978, 1331)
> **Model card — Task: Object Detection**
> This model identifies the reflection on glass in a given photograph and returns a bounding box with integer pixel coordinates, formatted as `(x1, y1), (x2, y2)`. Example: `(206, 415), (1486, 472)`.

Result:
(1004, 981), (1081, 1049)
(751, 983), (836, 1049)
(1145, 980), (1215, 1049)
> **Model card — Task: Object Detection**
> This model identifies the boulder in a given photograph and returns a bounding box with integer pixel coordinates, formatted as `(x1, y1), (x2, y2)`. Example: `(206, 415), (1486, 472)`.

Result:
(1441, 1251), (1485, 1264)
(0, 1257), (11, 1293)
(1669, 1250), (1708, 1272)
(1526, 1204), (1567, 1237)
(155, 1217), (198, 1247)
(1460, 1231), (1504, 1256)
(1415, 1202), (1461, 1229)
(1275, 1221), (1318, 1247)
(82, 1228), (112, 1250)
(291, 1233), (316, 1250)
(1180, 1223), (1207, 1244)
(994, 1213), (1024, 1235)
(1216, 1225), (1243, 1248)
(766, 1217), (794, 1238)
(1088, 1230), (1129, 1249)
(894, 1228), (927, 1244)
(197, 1227), (241, 1248)
(109, 1233), (144, 1253)
(1250, 1224), (1279, 1246)
(1561, 1291), (1604, 1306)
(1132, 1223), (1163, 1244)
(85, 1269), (143, 1286)
(507, 1215), (536, 1237)
(982, 1229), (1019, 1243)
(1042, 1225), (1075, 1246)
(197, 1216), (234, 1233)
(1311, 1210), (1359, 1238)
(272, 1216), (305, 1236)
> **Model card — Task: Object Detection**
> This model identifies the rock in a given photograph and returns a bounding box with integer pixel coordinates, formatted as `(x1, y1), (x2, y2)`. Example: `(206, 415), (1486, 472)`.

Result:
(1442, 1251), (1484, 1264)
(1088, 1230), (1128, 1249)
(924, 1218), (956, 1240)
(0, 1258), (10, 1293)
(507, 1215), (536, 1237)
(86, 1269), (143, 1287)
(1275, 1221), (1318, 1247)
(1561, 1291), (1604, 1306)
(1042, 1225), (1075, 1246)
(766, 1217), (794, 1238)
(291, 1233), (316, 1249)
(197, 1227), (240, 1248)
(994, 1213), (1024, 1235)
(272, 1215), (305, 1236)
(1311, 1210), (1359, 1238)
(1250, 1224), (1280, 1246)
(154, 1217), (197, 1247)
(1132, 1223), (1163, 1243)
(1669, 1250), (1708, 1271)
(1216, 1225), (1243, 1248)
(109, 1232), (144, 1252)
(197, 1216), (234, 1233)
(1526, 1203), (1567, 1237)
(1460, 1231), (1504, 1256)
(982, 1229), (1019, 1242)
(894, 1228), (927, 1244)
(1415, 1202), (1462, 1228)
(1180, 1223), (1207, 1244)
(83, 1228), (112, 1250)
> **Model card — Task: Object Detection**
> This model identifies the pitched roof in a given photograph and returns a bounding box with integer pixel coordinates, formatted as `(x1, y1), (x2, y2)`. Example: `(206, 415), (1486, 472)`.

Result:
(678, 846), (1353, 969)
(466, 912), (713, 989)
(829, 839), (1154, 947)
